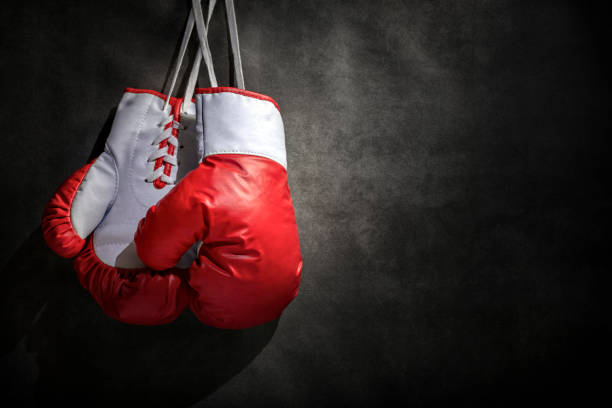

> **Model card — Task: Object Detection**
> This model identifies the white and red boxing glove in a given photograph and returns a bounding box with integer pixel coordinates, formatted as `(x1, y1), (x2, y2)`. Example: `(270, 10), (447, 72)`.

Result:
(42, 89), (202, 324)
(134, 0), (302, 329)
(135, 87), (303, 329)
(41, 1), (220, 325)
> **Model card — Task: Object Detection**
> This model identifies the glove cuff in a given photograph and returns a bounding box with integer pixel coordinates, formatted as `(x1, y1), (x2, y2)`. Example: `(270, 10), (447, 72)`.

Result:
(195, 87), (287, 169)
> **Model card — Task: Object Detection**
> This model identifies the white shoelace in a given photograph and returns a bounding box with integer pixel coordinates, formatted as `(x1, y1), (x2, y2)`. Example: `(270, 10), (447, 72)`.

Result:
(164, 0), (218, 114)
(145, 116), (184, 185)
(145, 0), (233, 186)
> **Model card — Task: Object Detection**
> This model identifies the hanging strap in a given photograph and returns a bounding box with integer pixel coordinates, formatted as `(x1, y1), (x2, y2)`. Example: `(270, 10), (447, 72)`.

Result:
(183, 0), (218, 110)
(163, 0), (218, 113)
(224, 0), (245, 89)
(190, 0), (245, 91)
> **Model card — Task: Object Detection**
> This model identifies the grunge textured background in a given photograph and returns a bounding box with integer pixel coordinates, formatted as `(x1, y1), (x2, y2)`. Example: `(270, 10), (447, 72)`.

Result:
(0, 1), (609, 406)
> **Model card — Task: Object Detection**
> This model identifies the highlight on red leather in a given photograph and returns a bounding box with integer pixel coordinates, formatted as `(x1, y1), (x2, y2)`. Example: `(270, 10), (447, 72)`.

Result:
(42, 161), (94, 259)
(74, 238), (191, 325)
(134, 155), (303, 329)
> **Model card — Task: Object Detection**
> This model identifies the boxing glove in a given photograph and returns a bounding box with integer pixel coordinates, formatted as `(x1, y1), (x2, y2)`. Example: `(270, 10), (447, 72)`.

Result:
(41, 0), (221, 325)
(42, 89), (202, 324)
(134, 87), (303, 329)
(134, 0), (302, 329)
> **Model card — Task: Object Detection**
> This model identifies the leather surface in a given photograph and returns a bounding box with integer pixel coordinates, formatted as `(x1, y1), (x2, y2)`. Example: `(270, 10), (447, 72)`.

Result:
(196, 88), (287, 168)
(90, 90), (201, 268)
(70, 152), (116, 239)
(74, 238), (191, 325)
(135, 89), (301, 329)
(41, 162), (93, 259)
(136, 155), (302, 329)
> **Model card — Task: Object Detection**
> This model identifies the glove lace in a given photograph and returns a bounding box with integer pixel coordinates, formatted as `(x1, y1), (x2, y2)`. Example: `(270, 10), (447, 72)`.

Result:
(145, 114), (184, 188)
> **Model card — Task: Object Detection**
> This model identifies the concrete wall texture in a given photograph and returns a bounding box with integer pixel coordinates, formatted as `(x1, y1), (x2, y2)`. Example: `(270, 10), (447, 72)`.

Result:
(0, 1), (609, 406)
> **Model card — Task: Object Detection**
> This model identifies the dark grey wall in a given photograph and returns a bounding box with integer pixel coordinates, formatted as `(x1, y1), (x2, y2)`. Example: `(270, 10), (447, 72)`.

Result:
(1, 1), (609, 406)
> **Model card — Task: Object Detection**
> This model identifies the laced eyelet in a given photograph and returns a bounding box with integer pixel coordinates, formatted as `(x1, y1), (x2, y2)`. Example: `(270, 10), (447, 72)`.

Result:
(147, 114), (182, 187)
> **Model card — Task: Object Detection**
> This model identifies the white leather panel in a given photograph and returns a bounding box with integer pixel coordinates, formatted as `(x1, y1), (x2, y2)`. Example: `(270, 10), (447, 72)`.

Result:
(197, 91), (287, 168)
(71, 151), (117, 239)
(91, 91), (202, 268)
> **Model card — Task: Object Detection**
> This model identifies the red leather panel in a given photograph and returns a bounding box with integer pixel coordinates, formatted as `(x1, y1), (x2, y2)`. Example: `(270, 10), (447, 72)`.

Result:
(41, 161), (93, 258)
(135, 155), (302, 329)
(74, 238), (190, 325)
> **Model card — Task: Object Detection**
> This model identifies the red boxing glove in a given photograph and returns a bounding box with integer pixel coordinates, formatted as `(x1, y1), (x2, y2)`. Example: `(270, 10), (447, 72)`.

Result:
(135, 88), (302, 329)
(41, 0), (219, 325)
(42, 89), (201, 325)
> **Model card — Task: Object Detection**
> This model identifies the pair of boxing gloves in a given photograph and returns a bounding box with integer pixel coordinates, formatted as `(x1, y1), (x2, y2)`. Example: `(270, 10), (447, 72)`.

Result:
(41, 85), (302, 329)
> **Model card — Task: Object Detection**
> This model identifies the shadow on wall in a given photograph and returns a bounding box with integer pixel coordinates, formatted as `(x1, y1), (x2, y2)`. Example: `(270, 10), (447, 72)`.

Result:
(0, 106), (277, 408)
(0, 232), (278, 407)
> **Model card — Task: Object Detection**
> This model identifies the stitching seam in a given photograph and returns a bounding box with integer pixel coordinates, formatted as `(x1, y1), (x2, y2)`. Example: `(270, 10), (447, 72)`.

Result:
(204, 151), (287, 169)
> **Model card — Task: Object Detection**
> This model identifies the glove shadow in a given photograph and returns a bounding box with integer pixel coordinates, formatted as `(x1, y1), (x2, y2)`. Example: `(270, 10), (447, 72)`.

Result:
(1, 233), (277, 407)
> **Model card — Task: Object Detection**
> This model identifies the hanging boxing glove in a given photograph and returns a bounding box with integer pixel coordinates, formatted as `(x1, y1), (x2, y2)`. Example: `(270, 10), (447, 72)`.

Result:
(41, 1), (218, 325)
(134, 0), (302, 330)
